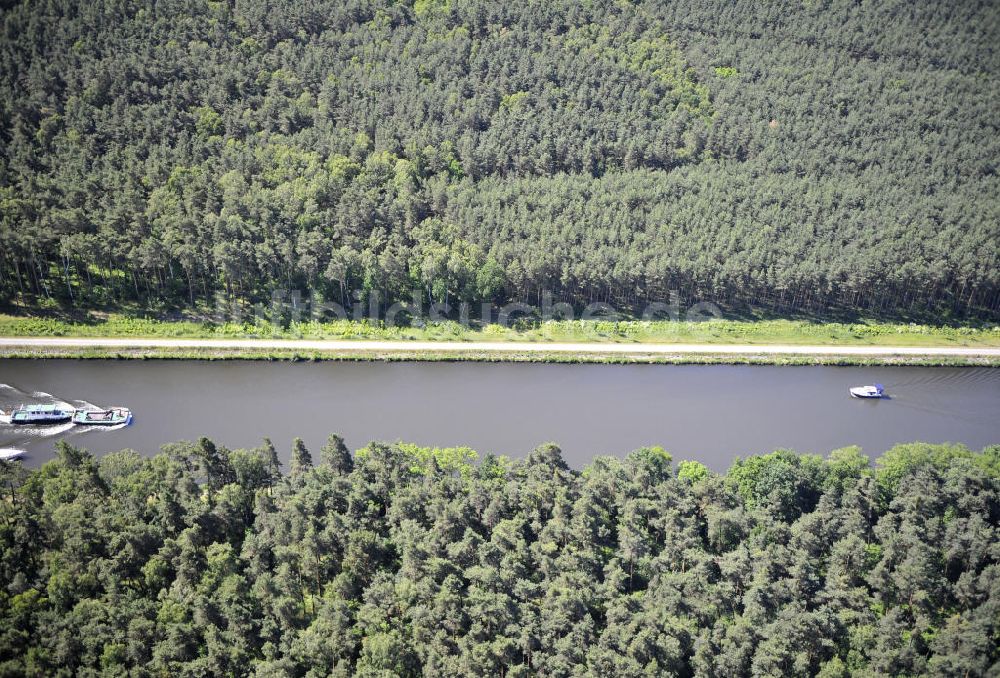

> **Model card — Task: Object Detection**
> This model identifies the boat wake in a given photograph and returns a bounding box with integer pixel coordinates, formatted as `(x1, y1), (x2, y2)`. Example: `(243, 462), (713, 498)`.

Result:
(0, 385), (77, 414)
(3, 420), (77, 438)
(889, 398), (998, 429)
(872, 369), (1000, 430)
(885, 368), (998, 389)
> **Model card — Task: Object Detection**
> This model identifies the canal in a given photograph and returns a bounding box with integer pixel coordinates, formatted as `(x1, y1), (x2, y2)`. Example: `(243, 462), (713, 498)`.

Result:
(1, 360), (998, 469)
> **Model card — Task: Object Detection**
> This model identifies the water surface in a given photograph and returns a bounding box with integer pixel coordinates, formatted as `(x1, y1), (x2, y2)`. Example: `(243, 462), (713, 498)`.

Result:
(0, 360), (997, 470)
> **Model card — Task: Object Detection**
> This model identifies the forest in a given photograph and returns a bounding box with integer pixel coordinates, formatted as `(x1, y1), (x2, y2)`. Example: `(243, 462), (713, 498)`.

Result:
(0, 437), (997, 676)
(1, 0), (998, 320)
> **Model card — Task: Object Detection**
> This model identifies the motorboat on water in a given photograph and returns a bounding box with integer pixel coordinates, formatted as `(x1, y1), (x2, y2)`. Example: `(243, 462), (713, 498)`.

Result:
(0, 449), (25, 461)
(8, 403), (74, 424)
(72, 407), (132, 426)
(2, 403), (133, 427)
(850, 383), (885, 399)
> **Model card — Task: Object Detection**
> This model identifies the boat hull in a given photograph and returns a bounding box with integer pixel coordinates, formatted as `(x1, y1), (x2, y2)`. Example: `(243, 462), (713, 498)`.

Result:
(11, 414), (72, 425)
(74, 418), (130, 426)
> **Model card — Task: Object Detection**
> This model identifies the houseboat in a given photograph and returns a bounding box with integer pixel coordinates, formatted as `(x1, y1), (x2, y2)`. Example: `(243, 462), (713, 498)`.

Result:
(9, 403), (74, 424)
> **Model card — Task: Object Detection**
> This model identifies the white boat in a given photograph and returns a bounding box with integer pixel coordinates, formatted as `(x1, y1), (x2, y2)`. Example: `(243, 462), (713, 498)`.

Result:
(0, 449), (25, 461)
(9, 403), (74, 424)
(850, 383), (885, 398)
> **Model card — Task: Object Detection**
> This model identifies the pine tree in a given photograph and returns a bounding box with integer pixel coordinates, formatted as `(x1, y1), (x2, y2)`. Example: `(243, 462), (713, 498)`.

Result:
(289, 437), (313, 478)
(320, 434), (353, 475)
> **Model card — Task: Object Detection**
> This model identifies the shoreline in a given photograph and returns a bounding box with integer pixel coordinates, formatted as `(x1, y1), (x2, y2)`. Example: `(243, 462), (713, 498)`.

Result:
(2, 337), (999, 366)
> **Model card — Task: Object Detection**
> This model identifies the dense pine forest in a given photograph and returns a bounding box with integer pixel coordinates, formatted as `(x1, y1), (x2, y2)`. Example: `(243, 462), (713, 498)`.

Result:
(0, 438), (996, 676)
(1, 0), (998, 320)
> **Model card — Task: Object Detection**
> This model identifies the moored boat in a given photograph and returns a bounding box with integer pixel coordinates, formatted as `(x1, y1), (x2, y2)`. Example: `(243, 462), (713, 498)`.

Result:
(72, 407), (132, 426)
(9, 403), (74, 424)
(850, 384), (885, 398)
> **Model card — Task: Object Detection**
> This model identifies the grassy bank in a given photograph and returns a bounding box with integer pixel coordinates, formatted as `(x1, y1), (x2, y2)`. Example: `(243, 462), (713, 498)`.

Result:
(2, 314), (999, 347)
(2, 344), (998, 367)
